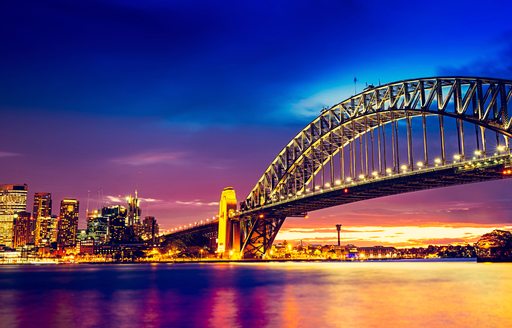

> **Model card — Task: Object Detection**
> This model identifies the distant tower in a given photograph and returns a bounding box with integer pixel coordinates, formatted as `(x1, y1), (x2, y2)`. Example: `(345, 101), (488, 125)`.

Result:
(57, 199), (79, 250)
(336, 224), (342, 247)
(127, 191), (141, 226)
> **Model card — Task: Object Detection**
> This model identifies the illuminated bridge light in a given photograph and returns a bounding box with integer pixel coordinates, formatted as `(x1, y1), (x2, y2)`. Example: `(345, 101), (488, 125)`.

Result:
(315, 185), (320, 190)
(474, 149), (482, 156)
(385, 168), (392, 175)
(453, 154), (461, 161)
(434, 157), (442, 166)
(497, 145), (507, 153)
(358, 174), (365, 180)
(335, 179), (341, 185)
(416, 161), (424, 169)
(503, 169), (512, 175)
(343, 188), (349, 193)
(400, 164), (408, 172)
(371, 171), (379, 177)
(324, 182), (331, 188)
(345, 177), (352, 183)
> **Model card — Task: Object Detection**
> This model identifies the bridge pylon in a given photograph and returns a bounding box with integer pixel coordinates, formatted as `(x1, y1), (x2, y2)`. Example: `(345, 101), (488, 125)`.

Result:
(217, 187), (240, 259)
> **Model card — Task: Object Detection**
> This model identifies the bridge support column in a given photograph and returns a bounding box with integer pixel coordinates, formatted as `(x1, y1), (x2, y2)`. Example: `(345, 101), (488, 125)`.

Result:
(240, 215), (286, 259)
(217, 187), (238, 258)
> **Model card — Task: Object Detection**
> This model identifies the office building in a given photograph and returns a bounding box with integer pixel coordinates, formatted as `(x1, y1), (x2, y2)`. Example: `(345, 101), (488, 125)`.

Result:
(0, 184), (28, 247)
(13, 211), (32, 248)
(57, 199), (79, 250)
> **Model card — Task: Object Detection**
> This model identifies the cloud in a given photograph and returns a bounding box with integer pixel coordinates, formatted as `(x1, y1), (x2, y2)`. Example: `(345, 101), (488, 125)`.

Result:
(175, 200), (219, 207)
(105, 195), (162, 204)
(0, 151), (21, 158)
(111, 151), (185, 166)
(438, 34), (512, 79)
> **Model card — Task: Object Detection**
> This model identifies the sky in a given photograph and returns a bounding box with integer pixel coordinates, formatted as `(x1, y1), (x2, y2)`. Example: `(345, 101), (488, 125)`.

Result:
(1, 0), (512, 247)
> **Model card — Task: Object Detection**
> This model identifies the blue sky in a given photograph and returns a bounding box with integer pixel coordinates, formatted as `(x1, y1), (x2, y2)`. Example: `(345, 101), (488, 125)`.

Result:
(1, 0), (512, 244)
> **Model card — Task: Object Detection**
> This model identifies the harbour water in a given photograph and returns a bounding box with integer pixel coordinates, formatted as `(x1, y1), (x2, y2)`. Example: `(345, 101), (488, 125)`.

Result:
(0, 260), (511, 327)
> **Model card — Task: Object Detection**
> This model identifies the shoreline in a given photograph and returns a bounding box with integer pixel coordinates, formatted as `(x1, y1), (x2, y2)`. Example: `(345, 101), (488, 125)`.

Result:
(0, 257), (484, 266)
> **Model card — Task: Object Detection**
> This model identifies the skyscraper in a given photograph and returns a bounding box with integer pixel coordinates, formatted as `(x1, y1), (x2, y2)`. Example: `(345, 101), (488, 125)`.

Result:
(13, 211), (32, 248)
(127, 191), (141, 231)
(0, 184), (28, 247)
(32, 192), (52, 244)
(33, 192), (52, 218)
(102, 205), (127, 244)
(57, 199), (79, 250)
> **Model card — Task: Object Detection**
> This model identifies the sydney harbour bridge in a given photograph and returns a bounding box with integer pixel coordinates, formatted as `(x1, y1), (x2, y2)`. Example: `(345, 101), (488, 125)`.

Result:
(166, 76), (512, 259)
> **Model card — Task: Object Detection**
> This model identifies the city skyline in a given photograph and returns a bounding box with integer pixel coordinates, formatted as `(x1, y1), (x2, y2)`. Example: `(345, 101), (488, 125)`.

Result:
(2, 1), (512, 247)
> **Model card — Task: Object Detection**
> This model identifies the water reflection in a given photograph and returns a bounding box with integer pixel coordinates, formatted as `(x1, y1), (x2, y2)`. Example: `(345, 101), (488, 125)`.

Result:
(0, 261), (511, 327)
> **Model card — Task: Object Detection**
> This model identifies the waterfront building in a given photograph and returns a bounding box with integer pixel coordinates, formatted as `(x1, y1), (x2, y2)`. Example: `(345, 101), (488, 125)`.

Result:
(13, 211), (32, 248)
(0, 184), (28, 247)
(86, 210), (108, 243)
(142, 216), (159, 243)
(57, 199), (79, 250)
(79, 237), (95, 255)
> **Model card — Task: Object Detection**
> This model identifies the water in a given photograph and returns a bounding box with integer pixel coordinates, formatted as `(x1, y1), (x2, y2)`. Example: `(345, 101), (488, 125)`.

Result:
(0, 260), (511, 327)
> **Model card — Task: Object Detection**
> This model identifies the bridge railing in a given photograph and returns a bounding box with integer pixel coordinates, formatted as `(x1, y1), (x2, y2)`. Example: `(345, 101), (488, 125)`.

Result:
(241, 151), (512, 213)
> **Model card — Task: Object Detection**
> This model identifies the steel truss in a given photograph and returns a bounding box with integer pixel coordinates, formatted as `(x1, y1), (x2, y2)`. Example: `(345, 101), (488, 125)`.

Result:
(243, 77), (512, 209)
(240, 215), (285, 258)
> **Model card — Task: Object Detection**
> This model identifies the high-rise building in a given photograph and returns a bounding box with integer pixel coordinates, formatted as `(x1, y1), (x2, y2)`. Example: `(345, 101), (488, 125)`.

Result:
(102, 205), (127, 244)
(13, 211), (32, 248)
(86, 210), (108, 244)
(57, 199), (79, 250)
(35, 216), (55, 246)
(32, 192), (52, 244)
(33, 192), (52, 218)
(142, 216), (159, 243)
(0, 184), (28, 247)
(127, 191), (141, 226)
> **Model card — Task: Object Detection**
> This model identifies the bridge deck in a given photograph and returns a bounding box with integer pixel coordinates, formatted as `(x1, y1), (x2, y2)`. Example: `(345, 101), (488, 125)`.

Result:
(240, 155), (512, 218)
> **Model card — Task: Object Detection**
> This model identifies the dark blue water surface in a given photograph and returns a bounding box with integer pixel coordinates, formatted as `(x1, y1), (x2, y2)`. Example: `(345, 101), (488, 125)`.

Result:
(1, 261), (511, 327)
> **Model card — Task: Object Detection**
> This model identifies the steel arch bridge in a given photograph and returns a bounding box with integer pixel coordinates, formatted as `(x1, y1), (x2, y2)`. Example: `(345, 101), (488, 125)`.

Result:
(168, 76), (512, 259)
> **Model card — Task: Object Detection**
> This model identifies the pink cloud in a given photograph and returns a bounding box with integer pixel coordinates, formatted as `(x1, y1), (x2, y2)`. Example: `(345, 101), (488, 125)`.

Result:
(0, 151), (21, 158)
(111, 151), (185, 166)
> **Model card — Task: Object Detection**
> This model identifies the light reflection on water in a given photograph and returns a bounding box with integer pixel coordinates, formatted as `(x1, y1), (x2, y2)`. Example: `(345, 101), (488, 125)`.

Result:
(0, 261), (511, 327)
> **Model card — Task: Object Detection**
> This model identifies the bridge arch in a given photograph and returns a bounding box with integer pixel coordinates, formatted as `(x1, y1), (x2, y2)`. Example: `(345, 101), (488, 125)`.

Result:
(237, 77), (512, 258)
(243, 77), (512, 211)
